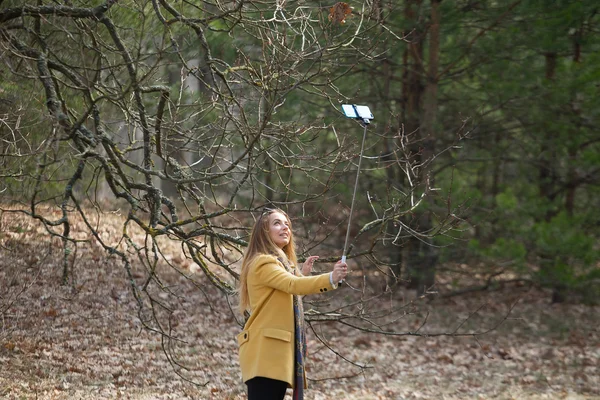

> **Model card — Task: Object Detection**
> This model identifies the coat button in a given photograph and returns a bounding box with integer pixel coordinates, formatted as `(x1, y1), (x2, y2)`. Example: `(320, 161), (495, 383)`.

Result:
(319, 288), (323, 292)
(244, 333), (247, 339)
(323, 288), (327, 291)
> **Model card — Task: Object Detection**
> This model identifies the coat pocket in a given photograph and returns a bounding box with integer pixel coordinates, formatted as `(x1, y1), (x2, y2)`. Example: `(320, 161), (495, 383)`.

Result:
(237, 330), (249, 346)
(262, 328), (291, 342)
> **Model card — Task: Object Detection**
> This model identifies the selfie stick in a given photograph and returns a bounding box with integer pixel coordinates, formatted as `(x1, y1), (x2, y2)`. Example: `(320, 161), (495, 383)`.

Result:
(340, 104), (374, 265)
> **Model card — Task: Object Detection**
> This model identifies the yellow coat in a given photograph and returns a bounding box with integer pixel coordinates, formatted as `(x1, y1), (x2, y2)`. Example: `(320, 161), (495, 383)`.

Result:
(237, 254), (336, 388)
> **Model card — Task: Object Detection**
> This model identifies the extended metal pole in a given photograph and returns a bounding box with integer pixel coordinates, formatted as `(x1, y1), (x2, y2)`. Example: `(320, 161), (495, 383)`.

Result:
(341, 121), (369, 264)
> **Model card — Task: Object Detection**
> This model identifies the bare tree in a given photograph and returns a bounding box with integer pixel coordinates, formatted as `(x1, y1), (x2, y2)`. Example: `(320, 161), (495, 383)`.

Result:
(0, 0), (479, 382)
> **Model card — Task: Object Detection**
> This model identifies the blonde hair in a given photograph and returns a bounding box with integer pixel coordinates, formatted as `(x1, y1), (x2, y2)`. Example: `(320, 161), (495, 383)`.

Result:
(238, 209), (297, 314)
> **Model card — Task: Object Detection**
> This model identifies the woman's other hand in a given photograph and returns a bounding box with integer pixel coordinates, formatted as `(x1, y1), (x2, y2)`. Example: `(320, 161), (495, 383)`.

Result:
(301, 255), (319, 276)
(332, 260), (348, 283)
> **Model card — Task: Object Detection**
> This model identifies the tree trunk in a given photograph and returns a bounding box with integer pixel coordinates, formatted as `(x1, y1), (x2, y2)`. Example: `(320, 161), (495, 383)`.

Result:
(541, 52), (567, 303)
(404, 0), (440, 295)
(539, 52), (558, 220)
(382, 52), (403, 286)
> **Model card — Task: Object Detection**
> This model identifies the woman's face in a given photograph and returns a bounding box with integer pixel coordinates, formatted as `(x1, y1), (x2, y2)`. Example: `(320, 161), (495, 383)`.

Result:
(267, 211), (291, 249)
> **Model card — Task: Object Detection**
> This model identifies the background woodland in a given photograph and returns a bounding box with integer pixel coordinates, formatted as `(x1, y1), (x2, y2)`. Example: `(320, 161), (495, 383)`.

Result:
(0, 0), (599, 398)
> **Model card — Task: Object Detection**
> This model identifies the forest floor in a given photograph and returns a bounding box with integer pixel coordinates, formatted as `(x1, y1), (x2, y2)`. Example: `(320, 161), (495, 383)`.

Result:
(0, 208), (598, 400)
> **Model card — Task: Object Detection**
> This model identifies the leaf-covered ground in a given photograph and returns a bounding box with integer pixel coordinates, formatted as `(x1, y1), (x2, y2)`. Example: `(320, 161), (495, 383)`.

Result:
(1, 208), (598, 399)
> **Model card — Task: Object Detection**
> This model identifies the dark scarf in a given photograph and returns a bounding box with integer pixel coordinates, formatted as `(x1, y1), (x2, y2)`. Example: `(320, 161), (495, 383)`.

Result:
(279, 257), (306, 400)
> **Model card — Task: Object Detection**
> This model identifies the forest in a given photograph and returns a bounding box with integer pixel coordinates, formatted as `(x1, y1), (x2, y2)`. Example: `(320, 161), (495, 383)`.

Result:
(0, 1), (598, 399)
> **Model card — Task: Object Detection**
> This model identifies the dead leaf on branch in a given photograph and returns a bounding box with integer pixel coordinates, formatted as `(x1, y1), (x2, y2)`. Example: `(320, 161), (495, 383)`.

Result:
(329, 2), (352, 25)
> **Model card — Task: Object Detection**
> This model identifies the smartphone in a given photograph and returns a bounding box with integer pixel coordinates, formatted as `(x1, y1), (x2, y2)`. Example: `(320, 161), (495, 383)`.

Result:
(341, 104), (374, 121)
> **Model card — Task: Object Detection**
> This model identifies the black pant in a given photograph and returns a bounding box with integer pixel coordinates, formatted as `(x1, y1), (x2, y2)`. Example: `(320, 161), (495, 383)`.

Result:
(246, 376), (288, 400)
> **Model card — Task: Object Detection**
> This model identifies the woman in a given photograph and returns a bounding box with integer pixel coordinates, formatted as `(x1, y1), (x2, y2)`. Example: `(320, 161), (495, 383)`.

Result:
(237, 208), (347, 400)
